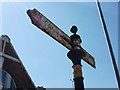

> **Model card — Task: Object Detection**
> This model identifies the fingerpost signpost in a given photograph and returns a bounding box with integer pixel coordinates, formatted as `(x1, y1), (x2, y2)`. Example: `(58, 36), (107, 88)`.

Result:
(27, 9), (96, 90)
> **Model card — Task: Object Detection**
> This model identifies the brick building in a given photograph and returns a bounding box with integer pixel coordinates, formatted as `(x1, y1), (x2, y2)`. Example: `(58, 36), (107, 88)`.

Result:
(0, 35), (45, 89)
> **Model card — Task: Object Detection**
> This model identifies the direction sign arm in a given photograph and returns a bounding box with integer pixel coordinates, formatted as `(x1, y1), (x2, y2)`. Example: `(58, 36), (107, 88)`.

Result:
(27, 8), (96, 68)
(27, 9), (72, 50)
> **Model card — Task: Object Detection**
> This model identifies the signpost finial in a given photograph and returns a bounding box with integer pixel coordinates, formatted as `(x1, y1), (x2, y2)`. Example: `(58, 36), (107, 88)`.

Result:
(70, 25), (78, 34)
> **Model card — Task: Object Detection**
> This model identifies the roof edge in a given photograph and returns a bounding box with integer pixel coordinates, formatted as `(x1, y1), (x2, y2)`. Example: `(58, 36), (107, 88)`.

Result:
(0, 35), (11, 43)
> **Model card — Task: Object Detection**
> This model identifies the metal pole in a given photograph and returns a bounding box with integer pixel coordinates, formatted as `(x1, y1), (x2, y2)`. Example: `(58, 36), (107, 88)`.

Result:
(96, 0), (120, 89)
(67, 26), (85, 90)
(67, 50), (84, 90)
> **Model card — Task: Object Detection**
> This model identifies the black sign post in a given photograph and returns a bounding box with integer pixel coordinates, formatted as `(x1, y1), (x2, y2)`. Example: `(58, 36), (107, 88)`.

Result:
(67, 26), (84, 90)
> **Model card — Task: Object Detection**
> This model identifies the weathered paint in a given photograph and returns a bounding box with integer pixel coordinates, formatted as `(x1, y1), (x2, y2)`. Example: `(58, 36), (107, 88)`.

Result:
(27, 9), (96, 68)
(72, 65), (83, 78)
(27, 9), (72, 50)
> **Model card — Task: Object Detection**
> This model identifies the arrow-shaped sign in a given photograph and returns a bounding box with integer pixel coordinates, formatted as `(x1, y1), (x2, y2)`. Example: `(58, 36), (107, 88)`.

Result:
(27, 9), (96, 68)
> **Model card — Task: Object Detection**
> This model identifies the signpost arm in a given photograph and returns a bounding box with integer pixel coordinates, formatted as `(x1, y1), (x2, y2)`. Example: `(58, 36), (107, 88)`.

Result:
(27, 9), (95, 68)
(27, 9), (95, 89)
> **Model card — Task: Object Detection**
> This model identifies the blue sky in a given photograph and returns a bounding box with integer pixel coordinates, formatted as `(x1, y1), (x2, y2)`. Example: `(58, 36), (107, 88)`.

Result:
(0, 2), (118, 88)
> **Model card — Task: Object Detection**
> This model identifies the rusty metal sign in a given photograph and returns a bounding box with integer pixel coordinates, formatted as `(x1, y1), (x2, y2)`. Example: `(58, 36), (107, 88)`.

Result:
(27, 9), (72, 50)
(27, 9), (95, 68)
(81, 47), (95, 68)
